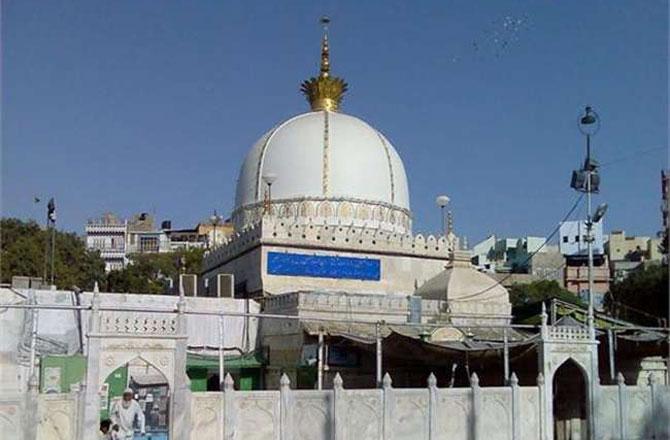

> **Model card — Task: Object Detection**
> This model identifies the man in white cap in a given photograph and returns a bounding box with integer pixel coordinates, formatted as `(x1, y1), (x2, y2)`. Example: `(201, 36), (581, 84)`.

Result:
(110, 388), (145, 439)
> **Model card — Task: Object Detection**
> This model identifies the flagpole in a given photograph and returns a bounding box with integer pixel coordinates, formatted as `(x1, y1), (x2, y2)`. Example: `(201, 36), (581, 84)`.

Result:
(43, 206), (49, 283)
(47, 198), (56, 287)
(50, 222), (56, 286)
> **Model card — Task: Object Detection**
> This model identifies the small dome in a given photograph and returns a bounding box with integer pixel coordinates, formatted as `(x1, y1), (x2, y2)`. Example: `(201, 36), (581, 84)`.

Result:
(416, 251), (511, 305)
(232, 110), (411, 233)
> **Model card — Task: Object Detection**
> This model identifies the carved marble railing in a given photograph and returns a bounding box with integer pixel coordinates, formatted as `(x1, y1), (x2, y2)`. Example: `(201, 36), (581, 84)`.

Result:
(99, 311), (177, 336)
(548, 325), (591, 341)
(203, 216), (454, 272)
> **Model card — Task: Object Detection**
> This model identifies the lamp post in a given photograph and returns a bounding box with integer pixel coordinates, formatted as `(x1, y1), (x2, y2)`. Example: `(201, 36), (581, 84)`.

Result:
(210, 210), (221, 248)
(262, 173), (278, 214)
(436, 195), (450, 236)
(572, 106), (605, 336)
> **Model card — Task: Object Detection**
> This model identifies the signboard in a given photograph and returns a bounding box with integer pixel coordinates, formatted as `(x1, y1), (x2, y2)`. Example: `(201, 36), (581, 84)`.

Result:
(43, 367), (61, 393)
(267, 252), (380, 281)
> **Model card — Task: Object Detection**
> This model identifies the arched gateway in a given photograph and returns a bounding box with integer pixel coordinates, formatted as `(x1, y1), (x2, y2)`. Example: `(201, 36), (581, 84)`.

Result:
(80, 288), (191, 440)
(538, 305), (599, 440)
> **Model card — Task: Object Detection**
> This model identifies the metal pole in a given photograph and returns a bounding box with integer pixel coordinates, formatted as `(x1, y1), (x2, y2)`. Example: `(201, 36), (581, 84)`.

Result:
(219, 315), (225, 390)
(29, 301), (39, 382)
(607, 329), (616, 382)
(503, 327), (509, 384)
(550, 298), (557, 325)
(440, 206), (445, 236)
(50, 222), (56, 286)
(376, 321), (382, 388)
(586, 133), (595, 336)
(317, 330), (324, 390)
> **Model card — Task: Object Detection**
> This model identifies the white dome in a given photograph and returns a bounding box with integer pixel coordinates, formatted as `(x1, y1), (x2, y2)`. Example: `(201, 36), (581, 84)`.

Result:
(233, 110), (412, 233)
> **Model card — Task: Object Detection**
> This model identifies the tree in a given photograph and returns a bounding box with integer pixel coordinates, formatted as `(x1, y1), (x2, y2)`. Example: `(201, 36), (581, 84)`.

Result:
(509, 280), (585, 323)
(509, 279), (584, 307)
(605, 262), (669, 326)
(0, 218), (106, 290)
(106, 248), (204, 294)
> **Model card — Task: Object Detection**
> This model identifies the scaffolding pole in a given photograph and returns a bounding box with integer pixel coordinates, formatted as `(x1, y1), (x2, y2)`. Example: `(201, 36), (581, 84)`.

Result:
(219, 315), (225, 390)
(503, 327), (510, 383)
(317, 330), (324, 390)
(376, 321), (382, 388)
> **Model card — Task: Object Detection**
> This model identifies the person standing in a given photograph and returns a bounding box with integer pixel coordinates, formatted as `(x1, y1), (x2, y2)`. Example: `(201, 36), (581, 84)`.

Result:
(110, 388), (146, 439)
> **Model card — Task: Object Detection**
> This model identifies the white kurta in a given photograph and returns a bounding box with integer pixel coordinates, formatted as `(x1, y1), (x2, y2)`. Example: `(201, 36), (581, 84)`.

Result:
(110, 400), (145, 439)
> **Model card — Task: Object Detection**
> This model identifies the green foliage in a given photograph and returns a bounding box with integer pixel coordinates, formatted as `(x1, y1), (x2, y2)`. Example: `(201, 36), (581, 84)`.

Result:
(509, 280), (585, 324)
(106, 248), (204, 294)
(605, 262), (669, 325)
(509, 279), (583, 307)
(1, 218), (106, 290)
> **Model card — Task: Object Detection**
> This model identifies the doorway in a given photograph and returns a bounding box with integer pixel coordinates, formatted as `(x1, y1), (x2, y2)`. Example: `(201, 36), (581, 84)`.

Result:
(553, 359), (588, 440)
(100, 358), (170, 440)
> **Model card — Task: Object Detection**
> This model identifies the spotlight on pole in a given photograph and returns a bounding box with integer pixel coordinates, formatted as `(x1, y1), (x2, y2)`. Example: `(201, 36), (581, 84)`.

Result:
(262, 173), (278, 187)
(435, 195), (450, 208)
(262, 173), (278, 214)
(592, 203), (608, 224)
(578, 106), (600, 136)
(570, 105), (603, 338)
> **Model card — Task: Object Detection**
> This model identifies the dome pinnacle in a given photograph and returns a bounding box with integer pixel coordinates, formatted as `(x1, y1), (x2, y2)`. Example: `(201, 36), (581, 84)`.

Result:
(300, 16), (348, 112)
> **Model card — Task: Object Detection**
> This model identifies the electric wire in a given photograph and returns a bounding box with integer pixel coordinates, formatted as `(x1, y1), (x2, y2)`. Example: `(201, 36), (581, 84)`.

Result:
(453, 193), (585, 302)
(599, 146), (666, 168)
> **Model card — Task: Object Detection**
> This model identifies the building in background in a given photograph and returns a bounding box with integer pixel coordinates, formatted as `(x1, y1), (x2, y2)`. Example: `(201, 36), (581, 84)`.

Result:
(559, 220), (609, 304)
(85, 212), (234, 270)
(605, 230), (663, 281)
(125, 213), (170, 254)
(85, 213), (127, 272)
(471, 235), (565, 285)
(165, 218), (235, 251)
(197, 220), (234, 248)
(471, 235), (497, 271)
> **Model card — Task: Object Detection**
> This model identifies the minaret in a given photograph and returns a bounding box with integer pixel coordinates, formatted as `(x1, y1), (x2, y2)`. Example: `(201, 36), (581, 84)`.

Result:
(300, 16), (348, 111)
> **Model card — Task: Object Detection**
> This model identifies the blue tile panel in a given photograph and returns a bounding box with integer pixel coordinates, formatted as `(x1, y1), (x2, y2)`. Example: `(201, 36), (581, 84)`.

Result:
(267, 251), (381, 281)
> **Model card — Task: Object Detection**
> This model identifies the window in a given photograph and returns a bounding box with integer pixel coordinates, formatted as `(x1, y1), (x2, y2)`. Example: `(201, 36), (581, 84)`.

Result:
(562, 236), (568, 243)
(139, 236), (159, 253)
(575, 236), (580, 242)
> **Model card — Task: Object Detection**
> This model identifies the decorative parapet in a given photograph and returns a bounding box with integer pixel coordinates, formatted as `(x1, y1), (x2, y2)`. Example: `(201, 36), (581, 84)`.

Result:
(203, 216), (452, 272)
(231, 197), (412, 235)
(547, 326), (591, 341)
(99, 311), (178, 336)
(264, 291), (411, 323)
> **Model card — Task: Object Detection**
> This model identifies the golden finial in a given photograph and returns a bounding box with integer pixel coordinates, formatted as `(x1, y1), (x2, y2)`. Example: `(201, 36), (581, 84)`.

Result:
(300, 16), (348, 112)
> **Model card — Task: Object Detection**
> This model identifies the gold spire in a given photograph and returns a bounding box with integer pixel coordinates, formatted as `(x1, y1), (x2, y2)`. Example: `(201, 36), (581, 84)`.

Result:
(300, 16), (348, 112)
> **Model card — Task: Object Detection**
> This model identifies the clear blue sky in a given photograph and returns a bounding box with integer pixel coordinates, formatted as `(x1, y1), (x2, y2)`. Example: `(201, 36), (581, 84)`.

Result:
(2, 0), (668, 244)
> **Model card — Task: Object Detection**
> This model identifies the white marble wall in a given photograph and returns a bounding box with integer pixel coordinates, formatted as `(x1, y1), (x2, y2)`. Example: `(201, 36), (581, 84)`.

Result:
(202, 217), (451, 297)
(17, 373), (669, 440)
(595, 375), (670, 440)
(188, 372), (539, 440)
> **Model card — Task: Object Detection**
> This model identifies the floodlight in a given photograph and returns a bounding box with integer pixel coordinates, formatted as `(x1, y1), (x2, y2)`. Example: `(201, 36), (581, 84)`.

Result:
(435, 195), (450, 208)
(592, 203), (608, 223)
(263, 173), (278, 186)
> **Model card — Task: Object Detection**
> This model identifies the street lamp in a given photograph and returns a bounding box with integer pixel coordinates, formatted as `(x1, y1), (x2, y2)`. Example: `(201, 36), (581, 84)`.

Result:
(436, 195), (450, 236)
(571, 105), (603, 336)
(210, 210), (221, 248)
(262, 173), (278, 214)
